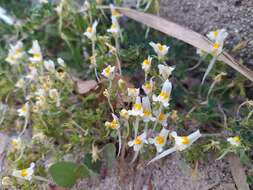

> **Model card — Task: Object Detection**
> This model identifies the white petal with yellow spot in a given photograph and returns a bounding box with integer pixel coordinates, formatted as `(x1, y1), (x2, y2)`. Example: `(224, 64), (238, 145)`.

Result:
(153, 79), (172, 107)
(28, 40), (43, 63)
(158, 64), (174, 80)
(101, 65), (115, 79)
(149, 128), (169, 153)
(142, 56), (152, 73)
(128, 96), (143, 117)
(171, 130), (201, 151)
(227, 136), (240, 147)
(12, 163), (35, 181)
(149, 42), (169, 57)
(142, 96), (155, 122)
(128, 132), (148, 152)
(84, 20), (98, 41)
(17, 102), (29, 117)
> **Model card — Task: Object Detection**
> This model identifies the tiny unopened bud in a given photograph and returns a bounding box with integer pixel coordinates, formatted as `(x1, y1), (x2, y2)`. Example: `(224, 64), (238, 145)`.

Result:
(120, 109), (129, 120)
(170, 110), (179, 122)
(118, 79), (126, 91)
(103, 89), (109, 98)
(214, 72), (227, 82)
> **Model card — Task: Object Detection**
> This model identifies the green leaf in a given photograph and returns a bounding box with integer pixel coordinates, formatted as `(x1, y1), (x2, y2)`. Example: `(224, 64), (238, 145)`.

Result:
(49, 161), (89, 188)
(102, 143), (116, 168)
(83, 153), (102, 174)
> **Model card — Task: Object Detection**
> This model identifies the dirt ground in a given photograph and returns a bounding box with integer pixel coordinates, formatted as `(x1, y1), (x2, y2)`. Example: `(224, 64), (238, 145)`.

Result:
(74, 154), (235, 190)
(160, 0), (253, 66)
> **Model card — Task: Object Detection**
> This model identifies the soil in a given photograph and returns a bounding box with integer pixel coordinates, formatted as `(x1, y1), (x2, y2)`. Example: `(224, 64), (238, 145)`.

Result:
(160, 0), (253, 66)
(73, 154), (235, 190)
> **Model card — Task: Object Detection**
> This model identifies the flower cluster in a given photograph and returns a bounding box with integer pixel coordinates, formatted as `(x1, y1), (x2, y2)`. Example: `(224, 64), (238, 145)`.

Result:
(3, 39), (72, 182)
(103, 40), (202, 164)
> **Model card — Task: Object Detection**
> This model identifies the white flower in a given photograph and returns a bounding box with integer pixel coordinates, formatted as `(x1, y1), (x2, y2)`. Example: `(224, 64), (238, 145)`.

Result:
(148, 130), (201, 164)
(142, 56), (152, 73)
(5, 41), (25, 65)
(142, 78), (154, 95)
(171, 130), (202, 151)
(12, 163), (35, 181)
(149, 128), (169, 153)
(142, 97), (155, 122)
(149, 42), (169, 57)
(107, 17), (120, 35)
(57, 58), (65, 67)
(206, 29), (228, 55)
(206, 29), (228, 42)
(44, 60), (55, 72)
(101, 65), (115, 79)
(28, 40), (43, 63)
(110, 4), (121, 19)
(84, 20), (98, 41)
(153, 79), (172, 107)
(105, 114), (120, 130)
(127, 88), (139, 98)
(15, 78), (25, 88)
(128, 132), (148, 152)
(227, 136), (241, 147)
(17, 102), (29, 117)
(158, 64), (174, 80)
(154, 110), (169, 127)
(128, 96), (143, 117)
(10, 137), (22, 151)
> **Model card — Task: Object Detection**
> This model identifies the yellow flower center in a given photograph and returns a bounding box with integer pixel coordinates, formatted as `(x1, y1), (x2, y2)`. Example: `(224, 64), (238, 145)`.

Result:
(105, 66), (111, 76)
(144, 83), (151, 90)
(143, 109), (151, 117)
(110, 119), (118, 129)
(11, 140), (18, 149)
(143, 59), (150, 65)
(212, 42), (220, 50)
(155, 135), (165, 145)
(157, 43), (165, 51)
(33, 53), (41, 59)
(111, 23), (117, 29)
(233, 136), (240, 143)
(134, 137), (142, 145)
(159, 92), (169, 100)
(158, 112), (165, 121)
(133, 103), (142, 111)
(20, 169), (28, 177)
(21, 105), (27, 113)
(87, 26), (92, 33)
(181, 136), (190, 145)
(213, 30), (219, 37)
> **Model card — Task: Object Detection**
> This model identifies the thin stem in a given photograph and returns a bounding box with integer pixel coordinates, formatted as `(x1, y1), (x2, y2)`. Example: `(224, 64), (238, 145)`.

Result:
(92, 40), (100, 82)
(107, 80), (114, 113)
(18, 115), (29, 137)
(134, 117), (140, 138)
(115, 36), (122, 75)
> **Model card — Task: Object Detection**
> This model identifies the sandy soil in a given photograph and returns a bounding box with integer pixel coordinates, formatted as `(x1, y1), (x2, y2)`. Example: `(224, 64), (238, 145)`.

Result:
(73, 154), (235, 190)
(160, 0), (253, 66)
